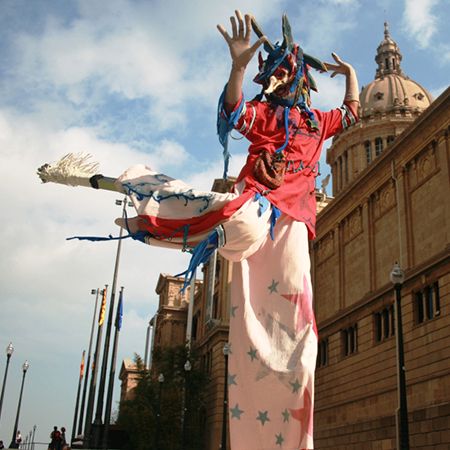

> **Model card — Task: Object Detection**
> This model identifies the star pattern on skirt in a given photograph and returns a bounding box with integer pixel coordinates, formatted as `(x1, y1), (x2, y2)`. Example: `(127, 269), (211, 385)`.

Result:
(247, 347), (258, 361)
(282, 408), (290, 422)
(275, 432), (284, 446)
(228, 373), (237, 386)
(281, 275), (317, 335)
(230, 403), (244, 419)
(268, 279), (279, 294)
(289, 378), (301, 393)
(256, 410), (270, 426)
(290, 387), (313, 438)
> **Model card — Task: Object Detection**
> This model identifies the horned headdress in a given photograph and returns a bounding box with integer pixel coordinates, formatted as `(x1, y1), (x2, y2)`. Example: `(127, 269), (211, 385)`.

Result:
(251, 15), (327, 108)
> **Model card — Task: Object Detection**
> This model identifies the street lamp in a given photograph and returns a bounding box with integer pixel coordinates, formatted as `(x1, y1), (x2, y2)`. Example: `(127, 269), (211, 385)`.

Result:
(220, 343), (230, 450)
(92, 197), (131, 448)
(10, 361), (30, 449)
(155, 373), (165, 449)
(181, 360), (192, 450)
(390, 262), (410, 450)
(0, 342), (14, 424)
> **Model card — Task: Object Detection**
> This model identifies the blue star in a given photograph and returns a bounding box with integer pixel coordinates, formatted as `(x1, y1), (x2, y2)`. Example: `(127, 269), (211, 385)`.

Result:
(247, 347), (258, 362)
(256, 410), (270, 426)
(289, 378), (301, 393)
(268, 279), (279, 294)
(275, 432), (284, 446)
(282, 408), (290, 422)
(228, 373), (237, 386)
(230, 305), (238, 317)
(230, 403), (244, 419)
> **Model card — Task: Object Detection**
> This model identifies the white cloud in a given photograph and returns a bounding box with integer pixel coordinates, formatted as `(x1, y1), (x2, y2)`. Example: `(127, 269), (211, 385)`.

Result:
(402, 0), (440, 48)
(290, 3), (359, 56)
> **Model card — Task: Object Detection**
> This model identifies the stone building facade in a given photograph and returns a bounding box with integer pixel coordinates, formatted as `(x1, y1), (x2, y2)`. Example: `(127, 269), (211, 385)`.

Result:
(313, 25), (449, 450)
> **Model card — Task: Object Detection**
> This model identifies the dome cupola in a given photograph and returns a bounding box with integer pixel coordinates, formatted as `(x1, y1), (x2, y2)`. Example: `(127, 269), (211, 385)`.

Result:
(326, 23), (434, 198)
(360, 22), (432, 118)
(375, 22), (404, 78)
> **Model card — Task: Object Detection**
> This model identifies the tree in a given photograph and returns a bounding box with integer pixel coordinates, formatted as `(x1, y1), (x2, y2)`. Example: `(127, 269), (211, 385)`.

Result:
(118, 346), (208, 450)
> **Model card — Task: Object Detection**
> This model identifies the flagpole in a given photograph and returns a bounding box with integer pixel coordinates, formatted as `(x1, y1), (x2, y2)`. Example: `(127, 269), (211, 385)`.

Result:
(71, 350), (85, 444)
(83, 285), (108, 448)
(92, 197), (128, 448)
(102, 286), (124, 449)
(78, 289), (100, 437)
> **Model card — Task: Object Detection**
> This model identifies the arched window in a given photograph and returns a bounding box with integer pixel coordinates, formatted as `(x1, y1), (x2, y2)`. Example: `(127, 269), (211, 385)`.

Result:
(344, 151), (349, 183)
(375, 137), (383, 156)
(365, 141), (372, 165)
(333, 162), (338, 193)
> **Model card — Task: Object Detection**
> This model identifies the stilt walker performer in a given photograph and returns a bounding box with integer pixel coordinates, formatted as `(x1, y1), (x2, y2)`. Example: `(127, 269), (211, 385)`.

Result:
(38, 10), (359, 450)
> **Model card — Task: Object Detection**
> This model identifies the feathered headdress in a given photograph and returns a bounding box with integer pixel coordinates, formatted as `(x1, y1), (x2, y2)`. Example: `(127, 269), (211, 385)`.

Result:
(251, 15), (327, 108)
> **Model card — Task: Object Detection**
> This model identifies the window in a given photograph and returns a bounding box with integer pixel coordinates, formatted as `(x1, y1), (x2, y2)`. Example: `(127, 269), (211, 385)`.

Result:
(415, 281), (440, 324)
(204, 349), (213, 374)
(344, 151), (349, 183)
(375, 137), (383, 156)
(365, 141), (372, 165)
(192, 313), (199, 341)
(374, 305), (395, 343)
(342, 324), (358, 356)
(387, 135), (395, 145)
(317, 338), (329, 368)
(213, 292), (219, 319)
(333, 161), (339, 193)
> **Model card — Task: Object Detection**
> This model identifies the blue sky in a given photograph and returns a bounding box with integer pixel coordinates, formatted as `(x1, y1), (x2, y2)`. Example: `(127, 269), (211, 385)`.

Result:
(0, 0), (449, 445)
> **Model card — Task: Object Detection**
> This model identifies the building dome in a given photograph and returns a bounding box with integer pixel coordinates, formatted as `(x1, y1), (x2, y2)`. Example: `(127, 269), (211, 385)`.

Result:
(326, 22), (435, 198)
(360, 22), (433, 118)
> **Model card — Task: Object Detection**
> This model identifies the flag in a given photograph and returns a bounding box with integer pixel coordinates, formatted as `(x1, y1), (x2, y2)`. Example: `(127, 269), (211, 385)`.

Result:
(79, 350), (86, 379)
(98, 288), (107, 326)
(116, 288), (124, 331)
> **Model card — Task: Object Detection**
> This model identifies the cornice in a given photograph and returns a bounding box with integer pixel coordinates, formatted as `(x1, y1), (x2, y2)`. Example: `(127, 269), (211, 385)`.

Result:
(317, 87), (450, 235)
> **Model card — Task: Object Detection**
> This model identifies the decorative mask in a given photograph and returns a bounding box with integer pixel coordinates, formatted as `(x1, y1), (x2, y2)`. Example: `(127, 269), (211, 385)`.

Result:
(252, 15), (327, 108)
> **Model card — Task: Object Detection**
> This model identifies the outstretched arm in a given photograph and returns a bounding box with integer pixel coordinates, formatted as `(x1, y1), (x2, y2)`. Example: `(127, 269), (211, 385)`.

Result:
(324, 53), (359, 117)
(217, 10), (266, 112)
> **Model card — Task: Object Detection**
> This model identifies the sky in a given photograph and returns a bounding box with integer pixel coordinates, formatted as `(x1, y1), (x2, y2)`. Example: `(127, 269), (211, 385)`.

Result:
(0, 0), (449, 446)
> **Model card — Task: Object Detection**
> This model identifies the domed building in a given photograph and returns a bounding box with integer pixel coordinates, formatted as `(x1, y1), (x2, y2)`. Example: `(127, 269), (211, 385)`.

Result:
(313, 23), (450, 450)
(327, 23), (434, 196)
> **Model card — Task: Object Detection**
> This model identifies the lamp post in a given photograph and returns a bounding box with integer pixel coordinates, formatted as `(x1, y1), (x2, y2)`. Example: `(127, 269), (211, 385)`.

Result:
(0, 342), (14, 424)
(220, 343), (230, 450)
(10, 361), (30, 449)
(181, 360), (191, 450)
(144, 320), (151, 370)
(390, 262), (410, 450)
(92, 197), (130, 448)
(155, 373), (165, 449)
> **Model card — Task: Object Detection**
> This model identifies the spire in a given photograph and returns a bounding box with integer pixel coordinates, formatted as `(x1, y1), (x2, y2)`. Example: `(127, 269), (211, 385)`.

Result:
(375, 22), (404, 79)
(384, 21), (390, 40)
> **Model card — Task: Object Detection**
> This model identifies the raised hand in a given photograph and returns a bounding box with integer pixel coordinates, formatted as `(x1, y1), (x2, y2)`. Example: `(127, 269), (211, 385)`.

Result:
(324, 53), (359, 104)
(323, 52), (355, 77)
(217, 10), (266, 70)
